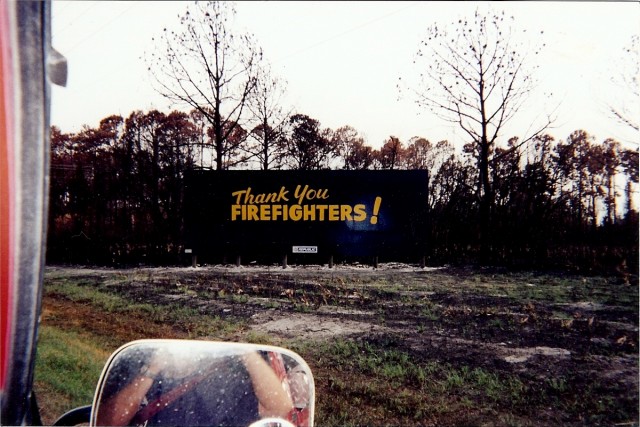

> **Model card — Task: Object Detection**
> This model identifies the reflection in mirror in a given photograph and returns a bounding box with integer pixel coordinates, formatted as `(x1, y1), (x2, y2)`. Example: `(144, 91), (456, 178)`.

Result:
(249, 418), (296, 427)
(91, 340), (314, 427)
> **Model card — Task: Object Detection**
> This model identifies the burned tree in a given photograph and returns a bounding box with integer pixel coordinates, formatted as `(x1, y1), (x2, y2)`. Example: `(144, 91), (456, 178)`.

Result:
(244, 64), (290, 170)
(146, 1), (261, 170)
(402, 8), (552, 249)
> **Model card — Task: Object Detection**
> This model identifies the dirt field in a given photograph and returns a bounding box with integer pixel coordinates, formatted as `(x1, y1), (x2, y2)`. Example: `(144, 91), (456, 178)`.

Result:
(41, 264), (639, 426)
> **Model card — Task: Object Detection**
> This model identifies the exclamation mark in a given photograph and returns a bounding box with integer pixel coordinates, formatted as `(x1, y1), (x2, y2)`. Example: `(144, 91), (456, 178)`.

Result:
(370, 197), (382, 225)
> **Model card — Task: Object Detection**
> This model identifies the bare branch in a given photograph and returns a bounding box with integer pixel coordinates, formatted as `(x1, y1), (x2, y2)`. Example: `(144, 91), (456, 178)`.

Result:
(145, 1), (262, 170)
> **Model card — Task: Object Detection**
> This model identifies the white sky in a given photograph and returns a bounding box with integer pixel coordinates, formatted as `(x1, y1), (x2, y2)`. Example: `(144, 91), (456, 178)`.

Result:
(51, 1), (639, 151)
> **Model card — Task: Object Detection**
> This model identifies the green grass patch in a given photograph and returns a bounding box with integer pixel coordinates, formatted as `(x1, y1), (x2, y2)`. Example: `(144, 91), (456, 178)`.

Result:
(46, 278), (127, 310)
(34, 325), (112, 424)
(44, 276), (246, 340)
(296, 338), (529, 426)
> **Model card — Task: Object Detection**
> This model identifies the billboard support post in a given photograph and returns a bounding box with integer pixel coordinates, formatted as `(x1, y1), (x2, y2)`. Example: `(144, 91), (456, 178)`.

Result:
(282, 254), (288, 269)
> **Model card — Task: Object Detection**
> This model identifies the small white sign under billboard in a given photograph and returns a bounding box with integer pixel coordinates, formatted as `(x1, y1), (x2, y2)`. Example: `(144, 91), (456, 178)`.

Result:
(292, 246), (318, 254)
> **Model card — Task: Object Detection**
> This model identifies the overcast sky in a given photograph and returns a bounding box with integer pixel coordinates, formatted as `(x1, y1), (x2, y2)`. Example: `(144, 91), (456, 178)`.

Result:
(50, 1), (639, 151)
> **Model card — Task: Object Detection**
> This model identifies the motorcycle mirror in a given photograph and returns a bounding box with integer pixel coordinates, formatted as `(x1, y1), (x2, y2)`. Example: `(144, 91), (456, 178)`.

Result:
(90, 340), (314, 427)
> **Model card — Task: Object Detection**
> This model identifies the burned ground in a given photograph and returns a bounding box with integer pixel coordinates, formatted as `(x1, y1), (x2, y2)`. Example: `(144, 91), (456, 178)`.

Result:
(41, 265), (638, 426)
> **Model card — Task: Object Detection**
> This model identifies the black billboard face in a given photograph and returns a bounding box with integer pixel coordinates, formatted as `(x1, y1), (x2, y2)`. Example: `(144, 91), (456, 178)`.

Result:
(184, 170), (428, 263)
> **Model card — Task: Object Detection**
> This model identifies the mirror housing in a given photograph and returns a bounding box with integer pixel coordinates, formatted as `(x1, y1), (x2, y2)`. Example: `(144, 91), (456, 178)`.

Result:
(91, 340), (314, 427)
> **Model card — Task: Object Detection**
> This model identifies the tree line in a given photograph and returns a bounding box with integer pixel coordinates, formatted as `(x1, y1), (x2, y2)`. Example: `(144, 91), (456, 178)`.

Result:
(46, 2), (639, 276)
(47, 111), (638, 275)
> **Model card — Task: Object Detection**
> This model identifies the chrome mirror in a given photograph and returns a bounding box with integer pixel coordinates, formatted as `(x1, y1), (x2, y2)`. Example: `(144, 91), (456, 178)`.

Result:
(91, 340), (314, 427)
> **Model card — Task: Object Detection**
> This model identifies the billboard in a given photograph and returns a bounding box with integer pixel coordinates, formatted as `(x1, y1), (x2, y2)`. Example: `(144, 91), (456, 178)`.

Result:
(184, 170), (428, 263)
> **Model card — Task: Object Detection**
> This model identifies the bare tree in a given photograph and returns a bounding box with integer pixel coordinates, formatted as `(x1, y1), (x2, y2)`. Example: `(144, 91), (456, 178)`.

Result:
(402, 8), (552, 244)
(620, 147), (639, 215)
(146, 1), (262, 170)
(244, 64), (290, 170)
(608, 35), (639, 134)
(600, 138), (622, 225)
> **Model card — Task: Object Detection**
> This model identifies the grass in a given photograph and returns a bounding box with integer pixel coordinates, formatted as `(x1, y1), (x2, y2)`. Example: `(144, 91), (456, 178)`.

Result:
(294, 338), (531, 425)
(36, 267), (638, 427)
(292, 330), (638, 426)
(34, 325), (112, 424)
(44, 276), (247, 340)
(36, 275), (252, 424)
(46, 278), (127, 310)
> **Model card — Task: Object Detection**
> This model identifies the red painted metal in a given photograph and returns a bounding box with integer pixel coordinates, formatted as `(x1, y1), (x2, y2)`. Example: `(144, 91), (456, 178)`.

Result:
(0, 0), (15, 392)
